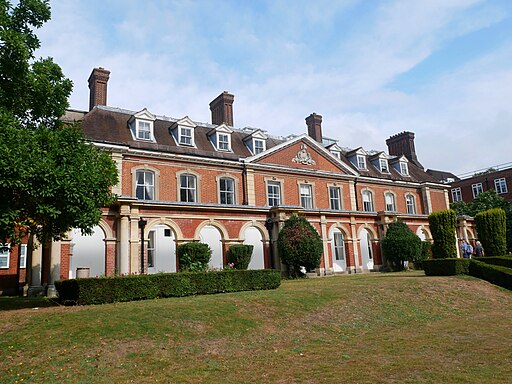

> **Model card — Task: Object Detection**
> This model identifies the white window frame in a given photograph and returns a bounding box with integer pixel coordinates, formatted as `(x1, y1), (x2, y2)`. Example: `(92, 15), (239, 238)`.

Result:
(494, 178), (508, 194)
(357, 155), (367, 170)
(362, 190), (374, 212)
(331, 151), (341, 159)
(299, 184), (313, 209)
(333, 232), (345, 261)
(135, 170), (155, 200)
(406, 194), (416, 214)
(219, 177), (235, 204)
(329, 186), (341, 210)
(20, 244), (27, 268)
(472, 183), (483, 198)
(217, 133), (231, 151)
(0, 244), (10, 269)
(400, 162), (409, 176)
(147, 230), (155, 268)
(180, 174), (197, 202)
(451, 188), (462, 202)
(179, 126), (193, 146)
(137, 120), (152, 140)
(267, 181), (282, 207)
(380, 159), (389, 173)
(385, 192), (396, 212)
(253, 139), (265, 154)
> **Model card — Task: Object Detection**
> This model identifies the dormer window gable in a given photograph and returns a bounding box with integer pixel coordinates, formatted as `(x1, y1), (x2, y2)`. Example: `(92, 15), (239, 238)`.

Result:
(171, 116), (197, 147)
(346, 148), (367, 170)
(243, 129), (267, 155)
(369, 152), (390, 173)
(129, 108), (156, 142)
(325, 143), (343, 160)
(390, 155), (410, 176)
(208, 123), (233, 152)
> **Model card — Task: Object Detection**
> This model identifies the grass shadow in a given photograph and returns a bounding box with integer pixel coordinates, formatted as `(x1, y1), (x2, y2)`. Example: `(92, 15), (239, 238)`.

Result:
(0, 296), (60, 311)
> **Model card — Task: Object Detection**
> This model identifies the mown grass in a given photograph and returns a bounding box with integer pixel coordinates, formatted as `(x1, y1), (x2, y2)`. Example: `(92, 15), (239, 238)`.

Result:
(1, 271), (511, 383)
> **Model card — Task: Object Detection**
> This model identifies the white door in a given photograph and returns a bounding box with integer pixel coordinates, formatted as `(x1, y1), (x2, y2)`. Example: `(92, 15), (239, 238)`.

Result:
(70, 226), (105, 278)
(244, 226), (264, 270)
(359, 228), (374, 270)
(332, 230), (346, 272)
(199, 225), (223, 270)
(148, 225), (176, 274)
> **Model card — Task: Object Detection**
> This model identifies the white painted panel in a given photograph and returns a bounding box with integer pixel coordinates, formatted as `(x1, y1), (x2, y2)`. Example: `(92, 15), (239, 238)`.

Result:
(244, 226), (264, 270)
(199, 225), (223, 270)
(70, 226), (105, 278)
(359, 228), (374, 270)
(148, 225), (176, 274)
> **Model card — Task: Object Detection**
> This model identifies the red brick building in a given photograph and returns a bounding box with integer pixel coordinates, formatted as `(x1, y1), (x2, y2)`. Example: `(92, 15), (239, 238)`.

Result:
(1, 68), (458, 295)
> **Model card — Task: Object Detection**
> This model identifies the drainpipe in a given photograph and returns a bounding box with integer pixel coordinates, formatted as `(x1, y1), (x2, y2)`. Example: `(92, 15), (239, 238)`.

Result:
(138, 218), (147, 274)
(242, 161), (248, 205)
(265, 218), (274, 269)
(354, 178), (359, 211)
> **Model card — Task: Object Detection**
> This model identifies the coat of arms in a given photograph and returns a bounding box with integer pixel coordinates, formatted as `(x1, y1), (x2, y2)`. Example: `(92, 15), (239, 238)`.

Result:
(292, 144), (316, 165)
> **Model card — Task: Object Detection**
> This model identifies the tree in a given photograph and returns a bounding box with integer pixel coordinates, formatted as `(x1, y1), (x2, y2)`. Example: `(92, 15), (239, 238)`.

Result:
(0, 0), (118, 245)
(381, 221), (422, 271)
(428, 210), (457, 259)
(474, 208), (507, 256)
(277, 214), (323, 277)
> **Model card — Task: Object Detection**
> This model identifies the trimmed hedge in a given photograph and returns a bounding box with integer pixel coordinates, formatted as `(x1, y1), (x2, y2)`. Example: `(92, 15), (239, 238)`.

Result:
(423, 258), (471, 276)
(474, 256), (512, 269)
(226, 244), (254, 270)
(428, 210), (457, 259)
(55, 269), (281, 305)
(468, 260), (512, 290)
(475, 208), (507, 256)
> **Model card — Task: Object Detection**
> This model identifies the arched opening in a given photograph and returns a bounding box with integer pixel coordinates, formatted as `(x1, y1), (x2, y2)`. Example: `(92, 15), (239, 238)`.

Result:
(199, 225), (223, 270)
(244, 226), (264, 270)
(359, 228), (374, 270)
(331, 228), (347, 272)
(70, 226), (105, 278)
(147, 225), (176, 274)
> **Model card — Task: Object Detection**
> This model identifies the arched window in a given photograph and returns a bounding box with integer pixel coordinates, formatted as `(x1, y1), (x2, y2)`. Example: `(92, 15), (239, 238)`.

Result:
(362, 190), (374, 212)
(406, 194), (416, 214)
(180, 174), (197, 202)
(219, 177), (235, 204)
(385, 192), (396, 212)
(135, 170), (155, 200)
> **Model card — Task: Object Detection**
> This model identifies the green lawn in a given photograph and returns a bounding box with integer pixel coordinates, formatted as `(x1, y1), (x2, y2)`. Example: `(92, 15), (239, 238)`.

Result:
(1, 271), (511, 383)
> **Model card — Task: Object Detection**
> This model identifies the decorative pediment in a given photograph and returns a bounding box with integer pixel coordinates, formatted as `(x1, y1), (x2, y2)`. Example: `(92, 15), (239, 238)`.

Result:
(292, 144), (316, 165)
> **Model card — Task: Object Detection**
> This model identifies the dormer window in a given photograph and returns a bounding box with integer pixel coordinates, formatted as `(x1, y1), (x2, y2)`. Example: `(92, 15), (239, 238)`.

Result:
(357, 155), (366, 169)
(400, 162), (409, 176)
(129, 108), (156, 142)
(380, 159), (389, 173)
(180, 126), (193, 145)
(331, 150), (341, 159)
(218, 133), (230, 151)
(208, 123), (233, 152)
(254, 139), (265, 154)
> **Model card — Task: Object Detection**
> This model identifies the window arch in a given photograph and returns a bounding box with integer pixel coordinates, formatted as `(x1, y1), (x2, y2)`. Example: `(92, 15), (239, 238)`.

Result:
(405, 194), (416, 214)
(384, 192), (396, 212)
(362, 190), (374, 212)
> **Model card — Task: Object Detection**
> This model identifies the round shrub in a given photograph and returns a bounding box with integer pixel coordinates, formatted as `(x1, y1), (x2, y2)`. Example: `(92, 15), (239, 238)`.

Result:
(381, 221), (422, 271)
(177, 242), (211, 272)
(277, 214), (323, 277)
(227, 244), (254, 270)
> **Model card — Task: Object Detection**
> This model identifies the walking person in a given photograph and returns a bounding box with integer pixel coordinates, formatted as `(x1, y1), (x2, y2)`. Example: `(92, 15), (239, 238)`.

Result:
(475, 241), (485, 257)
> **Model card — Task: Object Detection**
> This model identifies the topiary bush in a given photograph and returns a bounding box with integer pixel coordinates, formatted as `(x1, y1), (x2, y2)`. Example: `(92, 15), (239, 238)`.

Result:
(277, 214), (323, 277)
(475, 208), (507, 256)
(381, 221), (422, 271)
(226, 244), (254, 270)
(428, 209), (457, 259)
(177, 242), (211, 272)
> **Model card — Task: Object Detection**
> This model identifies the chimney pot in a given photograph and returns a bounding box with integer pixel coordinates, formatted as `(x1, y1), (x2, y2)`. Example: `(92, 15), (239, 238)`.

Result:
(88, 67), (110, 111)
(386, 131), (423, 169)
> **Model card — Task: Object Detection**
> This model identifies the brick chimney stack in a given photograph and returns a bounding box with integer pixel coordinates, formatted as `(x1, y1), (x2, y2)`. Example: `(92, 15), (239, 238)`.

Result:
(306, 113), (323, 143)
(210, 91), (235, 126)
(386, 131), (423, 169)
(88, 67), (110, 111)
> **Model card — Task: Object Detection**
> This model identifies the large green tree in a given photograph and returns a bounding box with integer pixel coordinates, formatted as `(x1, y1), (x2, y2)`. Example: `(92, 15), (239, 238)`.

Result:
(0, 0), (118, 245)
(381, 221), (422, 271)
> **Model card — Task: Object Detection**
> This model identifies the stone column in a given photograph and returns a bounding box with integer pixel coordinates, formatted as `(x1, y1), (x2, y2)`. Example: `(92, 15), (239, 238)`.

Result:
(46, 240), (61, 297)
(119, 205), (131, 275)
(28, 243), (43, 296)
(350, 218), (360, 273)
(421, 186), (432, 215)
(130, 208), (141, 273)
(320, 215), (330, 275)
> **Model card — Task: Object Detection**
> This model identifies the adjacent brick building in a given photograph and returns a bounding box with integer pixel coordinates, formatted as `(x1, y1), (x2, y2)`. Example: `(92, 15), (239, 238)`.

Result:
(1, 67), (465, 295)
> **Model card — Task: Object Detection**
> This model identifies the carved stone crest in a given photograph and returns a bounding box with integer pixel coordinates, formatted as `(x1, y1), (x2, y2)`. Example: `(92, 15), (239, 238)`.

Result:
(292, 144), (316, 165)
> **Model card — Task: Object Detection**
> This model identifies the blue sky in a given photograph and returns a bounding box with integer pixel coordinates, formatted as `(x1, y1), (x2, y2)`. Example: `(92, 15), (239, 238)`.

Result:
(36, 0), (512, 175)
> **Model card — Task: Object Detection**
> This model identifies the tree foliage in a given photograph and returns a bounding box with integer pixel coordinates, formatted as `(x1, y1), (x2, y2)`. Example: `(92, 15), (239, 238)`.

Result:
(381, 221), (422, 271)
(475, 208), (507, 256)
(277, 214), (323, 276)
(451, 190), (512, 252)
(428, 209), (457, 259)
(0, 0), (118, 244)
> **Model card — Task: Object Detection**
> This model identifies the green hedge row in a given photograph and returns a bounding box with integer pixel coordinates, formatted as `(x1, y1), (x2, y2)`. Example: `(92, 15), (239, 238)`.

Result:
(468, 260), (512, 290)
(55, 269), (281, 305)
(474, 256), (512, 269)
(475, 208), (507, 256)
(423, 258), (471, 276)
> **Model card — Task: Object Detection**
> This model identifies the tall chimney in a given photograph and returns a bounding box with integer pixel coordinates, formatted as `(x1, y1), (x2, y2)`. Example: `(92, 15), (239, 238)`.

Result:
(88, 67), (110, 111)
(306, 113), (323, 143)
(386, 131), (423, 169)
(210, 91), (234, 126)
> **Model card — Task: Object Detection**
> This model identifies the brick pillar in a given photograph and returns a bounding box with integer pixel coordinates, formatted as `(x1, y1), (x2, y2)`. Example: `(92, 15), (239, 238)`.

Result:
(105, 240), (117, 276)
